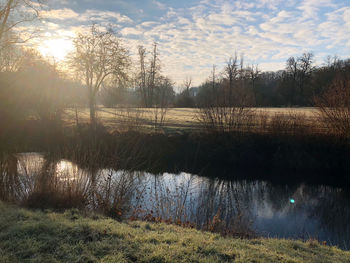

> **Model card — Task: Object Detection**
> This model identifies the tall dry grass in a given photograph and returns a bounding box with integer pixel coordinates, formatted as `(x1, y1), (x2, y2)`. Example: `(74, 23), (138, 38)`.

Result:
(197, 107), (317, 136)
(111, 106), (146, 132)
(197, 106), (255, 133)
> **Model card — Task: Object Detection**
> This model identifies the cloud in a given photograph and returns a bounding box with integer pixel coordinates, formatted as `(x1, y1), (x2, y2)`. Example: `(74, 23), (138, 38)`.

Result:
(318, 7), (350, 48)
(78, 10), (133, 24)
(37, 0), (350, 86)
(120, 27), (143, 36)
(42, 8), (133, 24)
(152, 0), (167, 10)
(41, 8), (79, 20)
(297, 0), (336, 19)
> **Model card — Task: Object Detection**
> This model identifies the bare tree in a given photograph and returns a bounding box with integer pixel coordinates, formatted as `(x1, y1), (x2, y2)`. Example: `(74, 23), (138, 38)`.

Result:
(286, 52), (314, 105)
(184, 76), (192, 93)
(70, 25), (130, 124)
(148, 43), (158, 106)
(137, 43), (160, 107)
(175, 76), (193, 108)
(297, 52), (314, 102)
(286, 56), (298, 105)
(137, 43), (174, 130)
(248, 64), (260, 105)
(138, 45), (147, 106)
(197, 55), (255, 133)
(0, 0), (43, 49)
(224, 55), (238, 106)
(153, 76), (174, 130)
(210, 64), (217, 105)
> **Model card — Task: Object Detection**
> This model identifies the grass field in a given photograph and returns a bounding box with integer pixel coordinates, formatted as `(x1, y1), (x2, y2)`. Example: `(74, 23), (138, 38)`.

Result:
(1, 202), (349, 263)
(65, 107), (320, 133)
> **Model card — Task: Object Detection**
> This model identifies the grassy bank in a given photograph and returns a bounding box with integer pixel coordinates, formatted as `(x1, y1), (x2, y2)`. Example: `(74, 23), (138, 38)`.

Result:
(1, 202), (349, 263)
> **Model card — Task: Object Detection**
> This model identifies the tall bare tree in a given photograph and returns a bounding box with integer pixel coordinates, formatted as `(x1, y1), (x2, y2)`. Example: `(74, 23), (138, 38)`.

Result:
(224, 55), (238, 106)
(138, 45), (147, 106)
(286, 56), (298, 105)
(184, 76), (192, 93)
(286, 52), (314, 105)
(248, 64), (260, 105)
(298, 52), (314, 102)
(70, 25), (130, 124)
(137, 43), (160, 107)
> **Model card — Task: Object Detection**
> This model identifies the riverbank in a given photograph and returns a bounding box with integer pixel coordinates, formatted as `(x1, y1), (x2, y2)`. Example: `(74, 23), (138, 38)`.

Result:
(2, 120), (350, 186)
(1, 202), (349, 263)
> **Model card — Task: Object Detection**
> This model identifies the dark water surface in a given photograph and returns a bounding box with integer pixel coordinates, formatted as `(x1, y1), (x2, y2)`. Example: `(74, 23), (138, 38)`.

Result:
(2, 153), (350, 250)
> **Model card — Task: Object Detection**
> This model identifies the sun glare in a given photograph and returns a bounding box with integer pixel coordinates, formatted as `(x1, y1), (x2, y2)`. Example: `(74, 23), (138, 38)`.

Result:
(38, 38), (74, 61)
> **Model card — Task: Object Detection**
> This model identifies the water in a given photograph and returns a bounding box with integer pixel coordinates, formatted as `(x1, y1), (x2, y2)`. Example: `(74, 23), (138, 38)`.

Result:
(1, 153), (350, 249)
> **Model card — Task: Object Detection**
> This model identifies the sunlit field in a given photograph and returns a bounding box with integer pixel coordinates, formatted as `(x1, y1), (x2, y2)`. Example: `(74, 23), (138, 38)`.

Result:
(64, 107), (320, 132)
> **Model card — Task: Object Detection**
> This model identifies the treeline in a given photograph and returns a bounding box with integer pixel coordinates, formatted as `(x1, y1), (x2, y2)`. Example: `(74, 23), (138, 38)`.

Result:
(180, 53), (350, 107)
(99, 52), (350, 108)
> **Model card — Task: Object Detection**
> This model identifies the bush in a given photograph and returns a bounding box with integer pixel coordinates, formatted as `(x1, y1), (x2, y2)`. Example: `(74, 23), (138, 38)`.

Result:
(314, 75), (350, 137)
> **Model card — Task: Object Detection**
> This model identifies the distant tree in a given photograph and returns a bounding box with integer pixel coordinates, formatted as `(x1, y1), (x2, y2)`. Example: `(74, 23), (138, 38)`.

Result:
(70, 25), (130, 124)
(286, 56), (298, 105)
(99, 77), (130, 107)
(175, 77), (194, 107)
(297, 52), (314, 103)
(255, 71), (282, 106)
(224, 55), (239, 106)
(138, 45), (147, 106)
(284, 52), (314, 105)
(247, 64), (260, 105)
(154, 76), (174, 106)
(184, 77), (192, 93)
(137, 43), (160, 107)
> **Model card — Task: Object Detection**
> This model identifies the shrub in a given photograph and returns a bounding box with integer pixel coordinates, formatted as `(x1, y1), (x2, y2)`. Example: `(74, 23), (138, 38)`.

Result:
(314, 75), (350, 137)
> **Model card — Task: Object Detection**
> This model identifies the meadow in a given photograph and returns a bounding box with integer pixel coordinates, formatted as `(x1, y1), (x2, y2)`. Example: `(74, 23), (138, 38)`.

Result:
(65, 107), (321, 133)
(1, 202), (349, 263)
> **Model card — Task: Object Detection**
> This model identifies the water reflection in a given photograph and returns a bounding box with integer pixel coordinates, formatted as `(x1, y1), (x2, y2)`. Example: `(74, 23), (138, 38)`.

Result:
(0, 153), (350, 249)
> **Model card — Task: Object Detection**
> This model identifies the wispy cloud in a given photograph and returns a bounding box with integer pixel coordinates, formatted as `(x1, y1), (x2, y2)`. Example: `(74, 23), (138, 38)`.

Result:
(152, 0), (167, 10)
(42, 8), (79, 20)
(42, 8), (133, 24)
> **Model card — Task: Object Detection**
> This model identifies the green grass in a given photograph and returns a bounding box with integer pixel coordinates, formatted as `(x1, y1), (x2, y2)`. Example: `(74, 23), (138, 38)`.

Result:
(1, 202), (349, 263)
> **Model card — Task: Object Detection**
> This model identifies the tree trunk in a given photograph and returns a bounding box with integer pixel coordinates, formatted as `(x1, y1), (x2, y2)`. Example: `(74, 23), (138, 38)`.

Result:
(0, 0), (14, 42)
(89, 92), (96, 125)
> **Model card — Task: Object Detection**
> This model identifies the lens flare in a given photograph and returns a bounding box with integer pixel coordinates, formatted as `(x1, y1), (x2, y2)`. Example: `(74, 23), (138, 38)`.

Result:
(38, 38), (74, 61)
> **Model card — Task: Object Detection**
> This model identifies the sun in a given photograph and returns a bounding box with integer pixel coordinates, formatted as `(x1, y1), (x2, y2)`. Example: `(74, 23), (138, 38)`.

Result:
(38, 38), (74, 61)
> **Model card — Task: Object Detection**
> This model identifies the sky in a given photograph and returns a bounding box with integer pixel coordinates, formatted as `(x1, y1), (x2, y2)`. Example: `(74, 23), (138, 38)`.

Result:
(34, 0), (350, 86)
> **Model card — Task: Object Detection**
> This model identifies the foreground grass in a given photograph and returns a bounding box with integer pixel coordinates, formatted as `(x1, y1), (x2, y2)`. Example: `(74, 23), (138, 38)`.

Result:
(1, 203), (349, 263)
